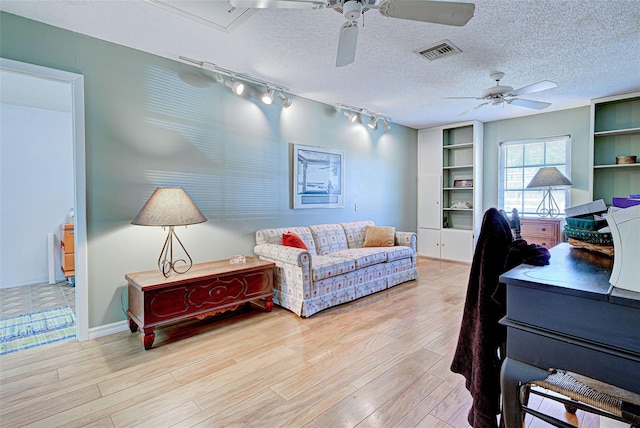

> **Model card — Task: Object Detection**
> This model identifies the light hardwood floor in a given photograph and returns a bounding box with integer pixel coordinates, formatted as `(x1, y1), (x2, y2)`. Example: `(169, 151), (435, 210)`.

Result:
(0, 257), (598, 428)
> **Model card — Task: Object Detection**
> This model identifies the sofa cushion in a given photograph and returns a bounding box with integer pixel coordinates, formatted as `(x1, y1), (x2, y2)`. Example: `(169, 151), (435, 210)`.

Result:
(363, 225), (396, 247)
(282, 231), (308, 250)
(341, 220), (375, 249)
(309, 223), (349, 255)
(310, 255), (356, 281)
(380, 245), (415, 262)
(327, 248), (388, 269)
(256, 227), (317, 255)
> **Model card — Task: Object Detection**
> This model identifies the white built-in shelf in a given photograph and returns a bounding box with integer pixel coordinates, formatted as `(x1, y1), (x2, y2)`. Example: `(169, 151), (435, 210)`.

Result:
(443, 142), (474, 149)
(593, 163), (640, 169)
(443, 208), (474, 212)
(443, 187), (474, 190)
(594, 127), (640, 136)
(443, 164), (473, 170)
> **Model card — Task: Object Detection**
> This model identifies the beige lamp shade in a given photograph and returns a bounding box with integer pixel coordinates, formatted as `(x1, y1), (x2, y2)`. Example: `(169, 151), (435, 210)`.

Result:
(131, 187), (207, 227)
(526, 167), (573, 188)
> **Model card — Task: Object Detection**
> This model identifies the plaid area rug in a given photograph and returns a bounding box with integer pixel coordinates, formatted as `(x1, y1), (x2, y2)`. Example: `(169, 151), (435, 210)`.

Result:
(0, 306), (76, 355)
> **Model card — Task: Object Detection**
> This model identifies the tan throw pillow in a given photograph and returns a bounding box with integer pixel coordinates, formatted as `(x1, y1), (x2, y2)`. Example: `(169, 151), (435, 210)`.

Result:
(363, 225), (395, 247)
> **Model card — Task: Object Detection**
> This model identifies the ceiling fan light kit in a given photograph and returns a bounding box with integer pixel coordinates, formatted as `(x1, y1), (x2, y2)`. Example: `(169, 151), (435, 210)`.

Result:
(448, 71), (559, 115)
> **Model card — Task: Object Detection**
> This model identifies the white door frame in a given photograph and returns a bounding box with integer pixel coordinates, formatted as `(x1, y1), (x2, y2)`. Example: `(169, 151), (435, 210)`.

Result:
(1, 58), (88, 341)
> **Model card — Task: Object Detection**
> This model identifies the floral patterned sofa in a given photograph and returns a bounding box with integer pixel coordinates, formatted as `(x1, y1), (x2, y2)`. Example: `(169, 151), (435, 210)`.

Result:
(253, 220), (418, 317)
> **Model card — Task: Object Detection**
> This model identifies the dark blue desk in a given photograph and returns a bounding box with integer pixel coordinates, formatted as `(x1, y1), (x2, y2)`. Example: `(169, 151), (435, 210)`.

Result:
(499, 243), (640, 428)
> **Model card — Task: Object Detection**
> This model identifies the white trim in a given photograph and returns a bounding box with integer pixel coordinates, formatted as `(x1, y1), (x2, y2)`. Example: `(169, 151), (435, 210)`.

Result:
(88, 320), (130, 340)
(0, 58), (89, 341)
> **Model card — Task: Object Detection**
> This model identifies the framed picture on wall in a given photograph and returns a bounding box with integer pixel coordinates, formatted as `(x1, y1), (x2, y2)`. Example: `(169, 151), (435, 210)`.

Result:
(292, 144), (344, 209)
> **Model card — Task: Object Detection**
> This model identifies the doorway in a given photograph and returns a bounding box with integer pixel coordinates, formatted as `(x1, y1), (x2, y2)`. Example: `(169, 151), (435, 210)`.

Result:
(0, 58), (88, 341)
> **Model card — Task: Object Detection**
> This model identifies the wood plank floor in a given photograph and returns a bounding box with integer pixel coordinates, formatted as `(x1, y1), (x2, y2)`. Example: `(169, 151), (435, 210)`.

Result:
(0, 257), (599, 428)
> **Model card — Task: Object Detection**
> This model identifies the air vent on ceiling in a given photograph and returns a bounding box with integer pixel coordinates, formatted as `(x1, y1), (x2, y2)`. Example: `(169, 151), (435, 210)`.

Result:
(415, 40), (462, 61)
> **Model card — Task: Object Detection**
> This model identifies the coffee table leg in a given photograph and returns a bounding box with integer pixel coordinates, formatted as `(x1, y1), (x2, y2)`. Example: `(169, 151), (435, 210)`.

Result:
(140, 328), (155, 350)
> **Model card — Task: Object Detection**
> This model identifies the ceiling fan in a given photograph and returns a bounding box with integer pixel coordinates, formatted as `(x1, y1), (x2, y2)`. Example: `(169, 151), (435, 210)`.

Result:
(448, 71), (559, 115)
(227, 0), (476, 67)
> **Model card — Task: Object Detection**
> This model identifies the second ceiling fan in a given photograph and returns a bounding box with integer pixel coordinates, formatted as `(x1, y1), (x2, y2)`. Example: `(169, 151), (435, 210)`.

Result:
(228, 0), (476, 66)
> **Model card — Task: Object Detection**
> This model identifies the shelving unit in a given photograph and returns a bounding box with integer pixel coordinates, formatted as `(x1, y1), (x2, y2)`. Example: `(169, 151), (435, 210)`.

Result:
(589, 92), (640, 204)
(417, 121), (483, 263)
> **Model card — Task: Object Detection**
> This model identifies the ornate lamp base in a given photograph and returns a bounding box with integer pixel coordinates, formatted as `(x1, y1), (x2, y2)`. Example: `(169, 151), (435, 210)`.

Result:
(158, 226), (193, 278)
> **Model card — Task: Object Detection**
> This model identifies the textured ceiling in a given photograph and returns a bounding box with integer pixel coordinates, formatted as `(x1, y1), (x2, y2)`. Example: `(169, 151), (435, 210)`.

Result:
(2, 0), (639, 129)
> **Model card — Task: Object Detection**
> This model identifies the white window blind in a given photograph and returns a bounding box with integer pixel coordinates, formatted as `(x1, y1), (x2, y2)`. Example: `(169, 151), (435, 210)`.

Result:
(499, 136), (571, 217)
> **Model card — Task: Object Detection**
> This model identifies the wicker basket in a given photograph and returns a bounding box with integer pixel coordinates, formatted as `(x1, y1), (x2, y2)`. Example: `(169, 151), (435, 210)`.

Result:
(565, 214), (607, 231)
(564, 226), (613, 246)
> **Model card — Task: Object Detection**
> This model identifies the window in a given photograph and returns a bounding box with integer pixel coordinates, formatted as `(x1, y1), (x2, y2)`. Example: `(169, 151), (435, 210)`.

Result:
(499, 136), (571, 217)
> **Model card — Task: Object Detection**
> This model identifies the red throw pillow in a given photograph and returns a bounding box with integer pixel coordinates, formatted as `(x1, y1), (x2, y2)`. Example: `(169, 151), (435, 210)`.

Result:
(282, 232), (308, 250)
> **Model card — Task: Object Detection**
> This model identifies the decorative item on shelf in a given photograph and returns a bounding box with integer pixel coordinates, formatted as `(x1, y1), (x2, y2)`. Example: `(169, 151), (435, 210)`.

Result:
(450, 200), (472, 209)
(615, 155), (637, 165)
(526, 167), (573, 217)
(131, 187), (207, 278)
(453, 179), (473, 188)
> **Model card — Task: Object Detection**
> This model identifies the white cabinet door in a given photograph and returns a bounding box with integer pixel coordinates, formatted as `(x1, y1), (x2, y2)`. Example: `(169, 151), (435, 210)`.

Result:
(418, 228), (440, 258)
(418, 128), (442, 175)
(440, 229), (474, 263)
(418, 174), (441, 229)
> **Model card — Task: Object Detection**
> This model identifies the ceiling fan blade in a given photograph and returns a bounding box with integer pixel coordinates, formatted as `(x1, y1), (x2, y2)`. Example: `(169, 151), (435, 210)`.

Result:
(509, 80), (558, 96)
(336, 21), (358, 67)
(444, 96), (483, 99)
(509, 98), (552, 110)
(378, 0), (475, 26)
(458, 102), (488, 115)
(228, 0), (324, 8)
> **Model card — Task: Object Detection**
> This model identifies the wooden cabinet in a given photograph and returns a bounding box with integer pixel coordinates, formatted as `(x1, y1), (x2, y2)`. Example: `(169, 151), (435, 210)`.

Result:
(417, 121), (483, 263)
(60, 224), (75, 278)
(590, 92), (640, 205)
(520, 217), (563, 248)
(126, 257), (275, 349)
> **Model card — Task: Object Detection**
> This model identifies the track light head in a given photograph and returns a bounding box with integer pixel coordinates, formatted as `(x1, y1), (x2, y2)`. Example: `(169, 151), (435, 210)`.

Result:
(277, 92), (293, 108)
(261, 88), (275, 105)
(368, 116), (378, 129)
(344, 110), (358, 123)
(225, 79), (245, 95)
(382, 118), (391, 132)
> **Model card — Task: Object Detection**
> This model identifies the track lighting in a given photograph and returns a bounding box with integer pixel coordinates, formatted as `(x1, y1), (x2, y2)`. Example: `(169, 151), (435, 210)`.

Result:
(278, 92), (293, 108)
(344, 110), (358, 123)
(180, 56), (293, 108)
(261, 88), (275, 105)
(336, 103), (392, 131)
(368, 116), (378, 129)
(225, 79), (245, 96)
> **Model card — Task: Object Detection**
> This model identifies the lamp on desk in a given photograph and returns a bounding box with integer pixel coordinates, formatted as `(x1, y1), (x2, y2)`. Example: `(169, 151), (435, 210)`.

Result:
(526, 167), (573, 218)
(131, 187), (207, 278)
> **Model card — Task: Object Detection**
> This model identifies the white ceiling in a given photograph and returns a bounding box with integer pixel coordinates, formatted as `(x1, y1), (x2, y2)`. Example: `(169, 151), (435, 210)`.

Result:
(2, 0), (639, 129)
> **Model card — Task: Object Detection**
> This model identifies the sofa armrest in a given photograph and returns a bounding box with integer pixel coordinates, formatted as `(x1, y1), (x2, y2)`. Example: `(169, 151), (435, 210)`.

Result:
(253, 243), (311, 267)
(395, 231), (417, 253)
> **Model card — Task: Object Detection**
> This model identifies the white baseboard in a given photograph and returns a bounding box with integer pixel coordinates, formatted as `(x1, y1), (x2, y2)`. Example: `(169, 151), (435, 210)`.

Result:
(87, 319), (129, 340)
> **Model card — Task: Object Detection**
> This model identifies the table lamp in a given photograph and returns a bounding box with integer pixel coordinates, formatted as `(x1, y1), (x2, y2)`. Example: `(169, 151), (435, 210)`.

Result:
(132, 187), (207, 277)
(526, 167), (573, 217)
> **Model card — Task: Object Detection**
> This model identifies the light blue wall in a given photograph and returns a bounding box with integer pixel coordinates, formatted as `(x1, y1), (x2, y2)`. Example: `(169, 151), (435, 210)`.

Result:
(0, 12), (418, 327)
(482, 106), (591, 211)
